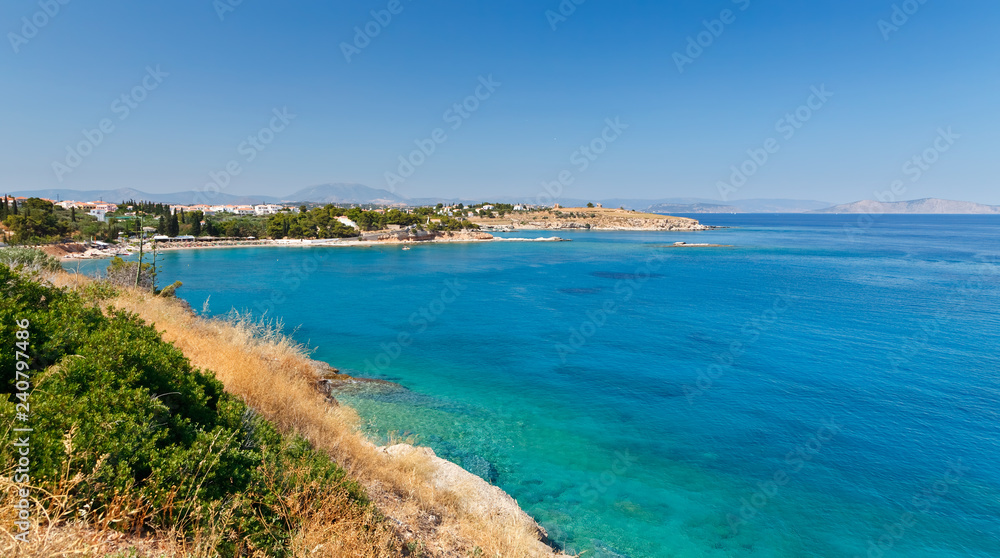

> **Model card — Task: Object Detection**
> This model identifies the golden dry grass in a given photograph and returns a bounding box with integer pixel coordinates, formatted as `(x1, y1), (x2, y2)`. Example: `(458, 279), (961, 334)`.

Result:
(33, 274), (556, 557)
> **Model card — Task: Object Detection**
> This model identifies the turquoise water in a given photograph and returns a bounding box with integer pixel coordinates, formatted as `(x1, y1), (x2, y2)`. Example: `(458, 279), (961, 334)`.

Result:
(69, 216), (1000, 557)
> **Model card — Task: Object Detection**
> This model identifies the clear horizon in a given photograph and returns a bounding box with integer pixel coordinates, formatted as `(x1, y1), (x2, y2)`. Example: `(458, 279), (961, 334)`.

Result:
(3, 1), (998, 204)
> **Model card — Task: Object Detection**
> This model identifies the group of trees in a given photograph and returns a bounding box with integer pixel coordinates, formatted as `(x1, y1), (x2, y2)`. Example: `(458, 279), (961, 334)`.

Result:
(1, 197), (71, 244)
(263, 205), (479, 239)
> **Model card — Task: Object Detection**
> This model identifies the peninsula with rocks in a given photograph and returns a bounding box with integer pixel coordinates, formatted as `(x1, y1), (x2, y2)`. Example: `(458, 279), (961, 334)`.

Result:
(471, 206), (714, 231)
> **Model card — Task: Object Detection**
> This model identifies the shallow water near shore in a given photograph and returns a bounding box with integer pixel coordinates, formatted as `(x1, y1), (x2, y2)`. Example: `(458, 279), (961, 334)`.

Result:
(68, 215), (1000, 557)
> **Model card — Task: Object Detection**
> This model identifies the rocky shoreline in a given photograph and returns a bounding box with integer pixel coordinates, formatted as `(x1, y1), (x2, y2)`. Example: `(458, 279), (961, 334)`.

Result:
(309, 360), (562, 555)
(473, 207), (716, 232)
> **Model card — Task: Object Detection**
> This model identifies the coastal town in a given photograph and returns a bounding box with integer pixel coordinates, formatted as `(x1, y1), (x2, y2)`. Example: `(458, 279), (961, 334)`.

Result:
(0, 194), (711, 259)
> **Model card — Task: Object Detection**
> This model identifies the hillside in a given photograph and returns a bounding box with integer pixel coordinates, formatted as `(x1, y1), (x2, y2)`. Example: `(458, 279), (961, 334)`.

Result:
(813, 198), (1000, 214)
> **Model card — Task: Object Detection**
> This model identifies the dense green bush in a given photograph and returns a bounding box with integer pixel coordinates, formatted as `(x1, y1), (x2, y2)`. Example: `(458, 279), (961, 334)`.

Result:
(0, 264), (370, 556)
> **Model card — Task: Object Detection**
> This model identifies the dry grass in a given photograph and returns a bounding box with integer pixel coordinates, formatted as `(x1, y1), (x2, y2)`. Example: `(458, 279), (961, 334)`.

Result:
(32, 274), (557, 557)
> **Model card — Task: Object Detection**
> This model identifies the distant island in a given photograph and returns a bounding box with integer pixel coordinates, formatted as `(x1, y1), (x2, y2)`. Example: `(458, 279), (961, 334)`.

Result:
(811, 198), (1000, 215)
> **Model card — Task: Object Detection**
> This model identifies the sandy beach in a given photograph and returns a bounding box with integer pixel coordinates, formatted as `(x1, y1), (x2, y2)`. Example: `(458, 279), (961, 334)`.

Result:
(57, 234), (569, 261)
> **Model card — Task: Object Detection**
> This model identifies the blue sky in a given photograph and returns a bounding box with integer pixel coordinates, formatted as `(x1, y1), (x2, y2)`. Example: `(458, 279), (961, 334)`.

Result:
(2, 0), (998, 203)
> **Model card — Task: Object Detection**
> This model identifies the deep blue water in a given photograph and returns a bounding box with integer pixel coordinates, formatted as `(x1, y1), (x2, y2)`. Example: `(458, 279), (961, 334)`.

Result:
(69, 215), (1000, 557)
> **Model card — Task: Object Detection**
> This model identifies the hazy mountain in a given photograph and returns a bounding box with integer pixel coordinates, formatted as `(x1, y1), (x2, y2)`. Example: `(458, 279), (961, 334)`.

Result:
(643, 198), (833, 213)
(646, 202), (741, 213)
(813, 198), (1000, 214)
(285, 183), (406, 204)
(6, 188), (282, 205)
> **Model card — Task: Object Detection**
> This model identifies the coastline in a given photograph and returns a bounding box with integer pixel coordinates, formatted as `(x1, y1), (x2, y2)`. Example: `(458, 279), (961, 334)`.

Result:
(310, 360), (561, 552)
(64, 275), (564, 556)
(56, 233), (569, 261)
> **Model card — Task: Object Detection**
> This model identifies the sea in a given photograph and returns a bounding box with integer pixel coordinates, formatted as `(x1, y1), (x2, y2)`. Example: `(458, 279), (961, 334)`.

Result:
(67, 215), (1000, 558)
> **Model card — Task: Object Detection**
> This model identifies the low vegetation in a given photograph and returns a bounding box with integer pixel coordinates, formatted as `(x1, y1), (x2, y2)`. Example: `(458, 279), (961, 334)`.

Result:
(0, 262), (398, 556)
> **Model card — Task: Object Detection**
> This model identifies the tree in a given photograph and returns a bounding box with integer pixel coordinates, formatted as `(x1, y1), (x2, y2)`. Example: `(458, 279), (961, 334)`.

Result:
(71, 207), (77, 221)
(105, 256), (157, 291)
(191, 216), (202, 237)
(587, 202), (595, 208)
(167, 213), (180, 237)
(157, 216), (166, 235)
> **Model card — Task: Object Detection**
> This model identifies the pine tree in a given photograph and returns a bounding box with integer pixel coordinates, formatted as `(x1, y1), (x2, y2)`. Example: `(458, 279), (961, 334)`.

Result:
(157, 216), (166, 235)
(11, 199), (18, 215)
(191, 218), (201, 236)
(71, 207), (76, 222)
(167, 213), (180, 237)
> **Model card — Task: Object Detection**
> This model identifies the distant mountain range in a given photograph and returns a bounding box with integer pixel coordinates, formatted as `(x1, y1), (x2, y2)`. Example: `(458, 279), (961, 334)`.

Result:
(812, 198), (1000, 214)
(5, 186), (997, 214)
(5, 188), (283, 205)
(643, 198), (833, 213)
(4, 183), (401, 206)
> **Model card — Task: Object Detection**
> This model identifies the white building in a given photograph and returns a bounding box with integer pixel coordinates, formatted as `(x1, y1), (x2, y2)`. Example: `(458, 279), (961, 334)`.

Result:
(337, 216), (358, 229)
(89, 209), (107, 222)
(254, 204), (283, 216)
